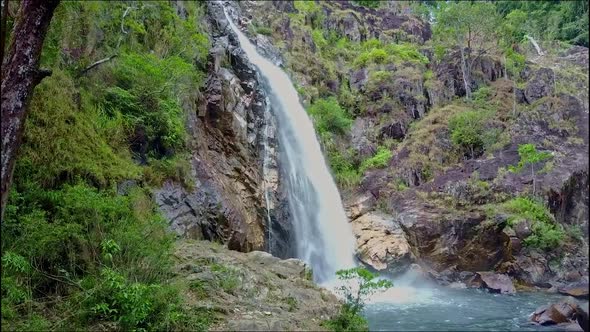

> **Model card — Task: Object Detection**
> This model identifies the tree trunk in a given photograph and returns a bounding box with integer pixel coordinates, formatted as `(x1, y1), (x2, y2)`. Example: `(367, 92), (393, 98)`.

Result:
(460, 46), (471, 100)
(531, 163), (535, 196)
(1, 0), (60, 221)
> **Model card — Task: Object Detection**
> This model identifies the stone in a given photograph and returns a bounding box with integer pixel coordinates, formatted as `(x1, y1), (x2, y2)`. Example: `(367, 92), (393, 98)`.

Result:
(530, 299), (587, 331)
(351, 212), (414, 274)
(558, 282), (590, 299)
(513, 220), (533, 239)
(474, 272), (516, 294)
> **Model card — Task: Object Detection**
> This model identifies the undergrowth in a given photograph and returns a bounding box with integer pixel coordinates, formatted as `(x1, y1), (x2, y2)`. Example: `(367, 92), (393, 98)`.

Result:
(2, 1), (209, 330)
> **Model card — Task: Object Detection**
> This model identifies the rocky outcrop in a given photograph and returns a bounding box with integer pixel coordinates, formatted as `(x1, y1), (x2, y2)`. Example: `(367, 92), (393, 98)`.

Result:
(523, 67), (555, 104)
(530, 299), (589, 332)
(174, 240), (339, 331)
(156, 1), (291, 255)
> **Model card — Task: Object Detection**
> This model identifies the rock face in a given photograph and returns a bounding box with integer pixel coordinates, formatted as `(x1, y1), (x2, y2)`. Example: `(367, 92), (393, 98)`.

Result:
(156, 2), (292, 255)
(174, 240), (339, 331)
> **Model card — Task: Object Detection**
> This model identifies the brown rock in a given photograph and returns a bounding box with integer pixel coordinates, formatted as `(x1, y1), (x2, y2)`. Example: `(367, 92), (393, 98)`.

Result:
(474, 272), (516, 294)
(351, 212), (414, 274)
(559, 283), (590, 299)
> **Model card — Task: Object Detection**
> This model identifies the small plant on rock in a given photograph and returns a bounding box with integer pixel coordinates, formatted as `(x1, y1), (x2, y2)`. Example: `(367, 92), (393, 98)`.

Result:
(509, 144), (552, 195)
(324, 267), (393, 331)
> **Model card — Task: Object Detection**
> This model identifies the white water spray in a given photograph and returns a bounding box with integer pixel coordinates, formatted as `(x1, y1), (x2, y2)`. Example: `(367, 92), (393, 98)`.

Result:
(223, 5), (356, 283)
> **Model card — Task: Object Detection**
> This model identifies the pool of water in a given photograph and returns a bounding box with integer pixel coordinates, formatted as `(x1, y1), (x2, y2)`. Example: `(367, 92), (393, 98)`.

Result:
(364, 285), (587, 331)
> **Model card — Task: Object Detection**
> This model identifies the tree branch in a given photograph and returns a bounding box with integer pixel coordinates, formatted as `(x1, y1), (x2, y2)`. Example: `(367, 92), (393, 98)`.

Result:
(78, 54), (117, 77)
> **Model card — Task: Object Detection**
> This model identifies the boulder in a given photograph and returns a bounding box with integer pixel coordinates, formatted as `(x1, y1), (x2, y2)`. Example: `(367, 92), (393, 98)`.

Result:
(351, 212), (414, 274)
(530, 299), (588, 332)
(559, 282), (590, 299)
(472, 272), (516, 294)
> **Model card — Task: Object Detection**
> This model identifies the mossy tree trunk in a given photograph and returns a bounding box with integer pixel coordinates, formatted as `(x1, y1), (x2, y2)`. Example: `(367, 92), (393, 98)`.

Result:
(1, 0), (60, 221)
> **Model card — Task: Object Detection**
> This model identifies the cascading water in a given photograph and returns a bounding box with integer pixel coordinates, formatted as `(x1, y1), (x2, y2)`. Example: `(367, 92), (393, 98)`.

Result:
(261, 96), (274, 255)
(223, 5), (356, 283)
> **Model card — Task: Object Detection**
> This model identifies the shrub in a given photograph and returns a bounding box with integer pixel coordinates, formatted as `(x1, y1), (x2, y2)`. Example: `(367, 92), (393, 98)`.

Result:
(352, 0), (380, 8)
(324, 267), (392, 331)
(255, 26), (273, 36)
(503, 197), (564, 250)
(385, 43), (429, 64)
(359, 146), (393, 173)
(448, 110), (489, 158)
(327, 149), (362, 188)
(307, 97), (353, 136)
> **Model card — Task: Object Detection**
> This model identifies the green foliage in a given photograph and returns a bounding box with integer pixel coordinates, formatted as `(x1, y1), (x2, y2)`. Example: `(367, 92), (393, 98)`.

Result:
(509, 144), (552, 173)
(312, 29), (328, 50)
(360, 146), (393, 173)
(307, 97), (353, 136)
(325, 267), (393, 332)
(503, 197), (564, 250)
(3, 1), (209, 330)
(352, 0), (380, 9)
(494, 1), (589, 47)
(284, 296), (299, 312)
(327, 149), (362, 188)
(255, 26), (273, 36)
(385, 43), (429, 65)
(211, 264), (242, 294)
(448, 110), (491, 158)
(20, 70), (141, 188)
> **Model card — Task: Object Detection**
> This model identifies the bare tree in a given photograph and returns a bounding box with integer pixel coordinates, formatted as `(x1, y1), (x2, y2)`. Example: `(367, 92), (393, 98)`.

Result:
(1, 0), (60, 220)
(434, 2), (500, 100)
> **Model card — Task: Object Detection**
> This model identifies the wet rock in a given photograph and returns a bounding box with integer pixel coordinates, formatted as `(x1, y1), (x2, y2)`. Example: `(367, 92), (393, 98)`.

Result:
(379, 121), (407, 140)
(254, 34), (283, 66)
(530, 299), (588, 332)
(559, 282), (590, 299)
(472, 272), (516, 294)
(524, 67), (555, 103)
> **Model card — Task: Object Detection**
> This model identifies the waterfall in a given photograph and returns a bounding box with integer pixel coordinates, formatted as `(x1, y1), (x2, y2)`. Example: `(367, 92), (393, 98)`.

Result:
(524, 35), (544, 57)
(223, 5), (357, 283)
(261, 96), (273, 255)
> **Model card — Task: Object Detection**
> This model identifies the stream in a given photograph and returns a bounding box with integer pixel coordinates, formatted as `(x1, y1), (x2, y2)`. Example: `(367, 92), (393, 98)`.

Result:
(365, 285), (587, 331)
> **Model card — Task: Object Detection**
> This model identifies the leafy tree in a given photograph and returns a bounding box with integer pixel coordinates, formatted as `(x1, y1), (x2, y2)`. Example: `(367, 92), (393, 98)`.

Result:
(509, 144), (552, 195)
(433, 2), (501, 100)
(325, 267), (393, 331)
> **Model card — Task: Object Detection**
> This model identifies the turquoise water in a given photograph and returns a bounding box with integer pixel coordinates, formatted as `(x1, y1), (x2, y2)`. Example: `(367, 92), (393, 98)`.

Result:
(364, 285), (586, 331)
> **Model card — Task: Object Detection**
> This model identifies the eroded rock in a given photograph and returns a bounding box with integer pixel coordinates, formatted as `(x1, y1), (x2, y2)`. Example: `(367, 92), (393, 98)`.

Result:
(351, 212), (414, 274)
